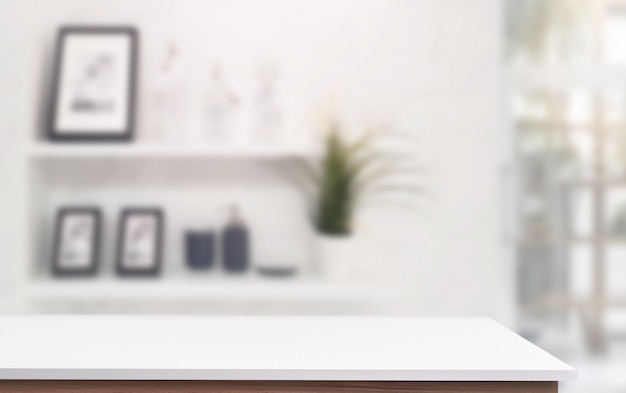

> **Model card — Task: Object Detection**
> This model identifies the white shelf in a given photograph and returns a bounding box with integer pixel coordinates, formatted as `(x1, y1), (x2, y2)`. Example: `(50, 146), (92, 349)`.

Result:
(28, 143), (319, 160)
(26, 278), (387, 302)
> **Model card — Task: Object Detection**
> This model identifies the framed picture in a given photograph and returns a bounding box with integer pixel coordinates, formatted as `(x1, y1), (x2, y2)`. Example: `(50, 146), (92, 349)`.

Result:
(51, 207), (101, 276)
(48, 26), (139, 141)
(116, 208), (164, 276)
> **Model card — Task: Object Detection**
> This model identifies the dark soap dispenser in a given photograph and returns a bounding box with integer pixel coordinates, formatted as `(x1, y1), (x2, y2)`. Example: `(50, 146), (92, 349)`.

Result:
(222, 206), (250, 273)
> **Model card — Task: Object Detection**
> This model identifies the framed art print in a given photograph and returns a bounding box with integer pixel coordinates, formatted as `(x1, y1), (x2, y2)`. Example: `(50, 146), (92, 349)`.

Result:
(48, 26), (138, 141)
(52, 207), (101, 276)
(116, 208), (163, 276)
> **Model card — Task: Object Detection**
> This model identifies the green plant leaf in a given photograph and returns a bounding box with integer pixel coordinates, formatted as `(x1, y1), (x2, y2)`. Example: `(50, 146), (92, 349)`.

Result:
(276, 112), (425, 235)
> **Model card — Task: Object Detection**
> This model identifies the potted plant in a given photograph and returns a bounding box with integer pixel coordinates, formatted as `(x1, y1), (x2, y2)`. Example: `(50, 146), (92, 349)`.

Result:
(287, 116), (423, 281)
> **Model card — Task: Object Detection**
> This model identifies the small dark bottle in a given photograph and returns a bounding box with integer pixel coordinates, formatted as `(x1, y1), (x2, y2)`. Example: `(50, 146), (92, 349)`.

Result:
(185, 230), (215, 270)
(222, 207), (250, 273)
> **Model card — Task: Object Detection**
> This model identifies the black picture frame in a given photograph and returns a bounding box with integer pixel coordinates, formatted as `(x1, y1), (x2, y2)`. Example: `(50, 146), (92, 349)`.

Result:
(48, 26), (139, 142)
(116, 208), (164, 277)
(51, 207), (101, 277)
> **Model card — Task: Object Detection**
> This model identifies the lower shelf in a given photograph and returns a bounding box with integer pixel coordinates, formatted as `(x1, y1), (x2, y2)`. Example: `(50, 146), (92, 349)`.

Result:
(26, 278), (387, 303)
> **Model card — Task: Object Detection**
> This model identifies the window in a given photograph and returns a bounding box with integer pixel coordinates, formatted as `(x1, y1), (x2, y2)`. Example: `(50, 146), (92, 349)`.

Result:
(506, 0), (626, 351)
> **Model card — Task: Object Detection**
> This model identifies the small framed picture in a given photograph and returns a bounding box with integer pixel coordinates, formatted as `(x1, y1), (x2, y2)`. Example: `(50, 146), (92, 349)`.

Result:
(116, 208), (164, 276)
(48, 26), (139, 141)
(52, 207), (101, 276)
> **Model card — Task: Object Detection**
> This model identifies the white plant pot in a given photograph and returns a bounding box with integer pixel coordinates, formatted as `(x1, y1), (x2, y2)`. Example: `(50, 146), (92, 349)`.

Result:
(317, 231), (390, 284)
(317, 234), (357, 282)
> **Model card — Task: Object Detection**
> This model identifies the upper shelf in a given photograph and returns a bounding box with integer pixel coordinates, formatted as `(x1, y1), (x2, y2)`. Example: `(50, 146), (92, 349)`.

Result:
(27, 143), (320, 160)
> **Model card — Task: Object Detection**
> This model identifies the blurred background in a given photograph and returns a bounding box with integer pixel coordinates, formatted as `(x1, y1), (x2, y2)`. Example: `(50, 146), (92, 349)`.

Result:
(0, 0), (625, 391)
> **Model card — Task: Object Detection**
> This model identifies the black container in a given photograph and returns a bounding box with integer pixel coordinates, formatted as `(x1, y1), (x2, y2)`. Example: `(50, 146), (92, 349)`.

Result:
(185, 230), (215, 270)
(222, 208), (250, 273)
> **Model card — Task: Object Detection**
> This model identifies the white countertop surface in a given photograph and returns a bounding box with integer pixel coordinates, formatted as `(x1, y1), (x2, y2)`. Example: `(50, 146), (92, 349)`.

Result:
(0, 315), (576, 381)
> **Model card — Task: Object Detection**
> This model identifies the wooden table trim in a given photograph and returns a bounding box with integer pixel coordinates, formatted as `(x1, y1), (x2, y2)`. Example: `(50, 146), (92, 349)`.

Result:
(0, 380), (558, 393)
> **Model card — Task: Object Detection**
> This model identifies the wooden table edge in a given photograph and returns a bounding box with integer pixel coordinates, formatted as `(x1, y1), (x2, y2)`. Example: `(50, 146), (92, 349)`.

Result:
(0, 380), (559, 392)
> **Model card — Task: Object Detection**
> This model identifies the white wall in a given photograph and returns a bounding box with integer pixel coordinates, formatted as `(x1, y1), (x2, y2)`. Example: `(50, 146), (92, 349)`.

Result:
(0, 0), (503, 317)
(0, 0), (29, 312)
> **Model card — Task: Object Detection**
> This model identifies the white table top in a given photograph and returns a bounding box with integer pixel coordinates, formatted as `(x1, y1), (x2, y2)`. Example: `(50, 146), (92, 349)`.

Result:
(0, 315), (576, 381)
